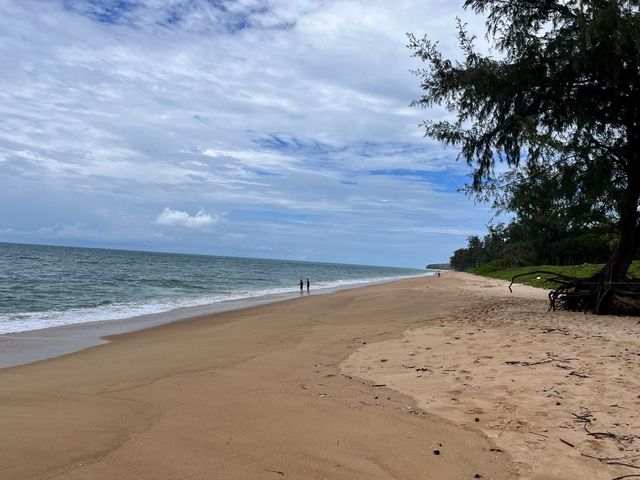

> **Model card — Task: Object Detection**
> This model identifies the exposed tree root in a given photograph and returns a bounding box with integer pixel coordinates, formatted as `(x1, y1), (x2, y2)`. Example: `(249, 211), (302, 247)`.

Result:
(508, 271), (640, 315)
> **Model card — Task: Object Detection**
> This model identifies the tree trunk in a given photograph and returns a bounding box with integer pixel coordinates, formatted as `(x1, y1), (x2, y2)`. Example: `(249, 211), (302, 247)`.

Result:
(588, 181), (640, 314)
(538, 182), (640, 315)
(600, 182), (640, 283)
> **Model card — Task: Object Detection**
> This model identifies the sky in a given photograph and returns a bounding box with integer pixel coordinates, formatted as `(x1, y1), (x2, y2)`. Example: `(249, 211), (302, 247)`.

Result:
(0, 0), (495, 268)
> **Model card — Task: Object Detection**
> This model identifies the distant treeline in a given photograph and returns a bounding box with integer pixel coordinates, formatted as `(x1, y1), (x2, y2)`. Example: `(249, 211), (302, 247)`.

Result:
(426, 263), (450, 270)
(451, 222), (617, 273)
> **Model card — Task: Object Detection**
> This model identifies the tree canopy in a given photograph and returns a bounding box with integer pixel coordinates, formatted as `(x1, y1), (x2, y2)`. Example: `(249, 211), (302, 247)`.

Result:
(410, 0), (640, 312)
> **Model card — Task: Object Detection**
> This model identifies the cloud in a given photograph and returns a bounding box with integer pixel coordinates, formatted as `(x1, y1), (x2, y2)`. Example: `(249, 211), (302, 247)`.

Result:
(154, 207), (218, 229)
(0, 0), (495, 266)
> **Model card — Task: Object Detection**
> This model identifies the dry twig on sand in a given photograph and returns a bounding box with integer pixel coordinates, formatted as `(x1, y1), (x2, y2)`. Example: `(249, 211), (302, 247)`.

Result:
(505, 352), (576, 367)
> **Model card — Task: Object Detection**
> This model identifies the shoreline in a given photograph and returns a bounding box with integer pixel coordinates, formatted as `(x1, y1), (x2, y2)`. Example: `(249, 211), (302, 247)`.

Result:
(0, 273), (430, 369)
(1, 273), (517, 480)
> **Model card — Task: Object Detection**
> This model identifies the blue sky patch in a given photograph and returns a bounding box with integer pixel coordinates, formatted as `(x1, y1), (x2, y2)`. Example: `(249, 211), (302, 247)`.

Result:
(63, 0), (139, 25)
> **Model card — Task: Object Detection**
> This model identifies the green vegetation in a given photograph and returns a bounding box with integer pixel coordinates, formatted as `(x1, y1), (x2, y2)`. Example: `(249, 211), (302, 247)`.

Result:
(475, 262), (640, 290)
(449, 224), (615, 273)
(410, 1), (640, 313)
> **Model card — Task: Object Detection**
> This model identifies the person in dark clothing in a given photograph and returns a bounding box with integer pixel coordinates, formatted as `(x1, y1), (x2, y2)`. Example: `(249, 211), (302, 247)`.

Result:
(299, 279), (304, 293)
(306, 278), (310, 293)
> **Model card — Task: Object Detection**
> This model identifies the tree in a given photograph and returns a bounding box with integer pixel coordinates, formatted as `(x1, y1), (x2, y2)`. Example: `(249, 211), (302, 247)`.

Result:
(409, 0), (640, 314)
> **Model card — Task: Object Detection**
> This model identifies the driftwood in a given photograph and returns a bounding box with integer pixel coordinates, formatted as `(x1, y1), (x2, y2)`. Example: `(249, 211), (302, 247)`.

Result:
(508, 271), (640, 315)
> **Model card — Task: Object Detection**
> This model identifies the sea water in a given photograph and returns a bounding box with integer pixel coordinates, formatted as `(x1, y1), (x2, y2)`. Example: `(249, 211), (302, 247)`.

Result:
(0, 242), (429, 334)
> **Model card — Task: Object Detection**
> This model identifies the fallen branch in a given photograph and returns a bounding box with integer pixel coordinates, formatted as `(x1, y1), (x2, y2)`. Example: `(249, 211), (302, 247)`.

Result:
(506, 358), (555, 366)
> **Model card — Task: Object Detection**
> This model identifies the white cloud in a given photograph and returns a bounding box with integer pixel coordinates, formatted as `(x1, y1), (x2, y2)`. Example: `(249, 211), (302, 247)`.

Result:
(0, 0), (494, 266)
(155, 207), (218, 229)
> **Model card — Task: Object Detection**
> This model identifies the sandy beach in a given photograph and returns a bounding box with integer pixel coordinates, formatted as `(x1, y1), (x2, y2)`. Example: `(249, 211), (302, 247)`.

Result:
(2, 273), (638, 479)
(343, 273), (640, 480)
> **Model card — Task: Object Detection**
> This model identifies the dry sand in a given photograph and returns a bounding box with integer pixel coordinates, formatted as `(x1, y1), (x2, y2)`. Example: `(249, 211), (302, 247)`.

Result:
(343, 272), (640, 480)
(2, 273), (637, 479)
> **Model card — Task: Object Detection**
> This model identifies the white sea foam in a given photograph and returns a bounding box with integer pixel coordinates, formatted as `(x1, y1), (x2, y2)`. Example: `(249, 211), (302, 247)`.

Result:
(0, 273), (431, 334)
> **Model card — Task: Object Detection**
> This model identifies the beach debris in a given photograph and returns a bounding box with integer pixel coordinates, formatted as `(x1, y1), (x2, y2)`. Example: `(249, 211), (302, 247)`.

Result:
(474, 474), (482, 479)
(264, 469), (285, 476)
(582, 453), (640, 468)
(543, 389), (563, 399)
(371, 384), (387, 387)
(560, 438), (576, 448)
(584, 426), (640, 444)
(571, 409), (594, 424)
(432, 443), (443, 455)
(474, 417), (480, 422)
(406, 406), (424, 416)
(506, 359), (548, 366)
(542, 327), (569, 335)
(489, 448), (503, 453)
(505, 352), (576, 367)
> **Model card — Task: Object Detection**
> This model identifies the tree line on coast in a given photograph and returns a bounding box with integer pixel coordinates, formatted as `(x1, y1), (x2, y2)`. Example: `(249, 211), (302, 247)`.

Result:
(411, 0), (640, 314)
(449, 222), (616, 274)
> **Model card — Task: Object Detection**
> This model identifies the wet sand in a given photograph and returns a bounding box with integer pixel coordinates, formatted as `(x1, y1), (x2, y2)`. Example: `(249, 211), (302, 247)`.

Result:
(1, 274), (515, 480)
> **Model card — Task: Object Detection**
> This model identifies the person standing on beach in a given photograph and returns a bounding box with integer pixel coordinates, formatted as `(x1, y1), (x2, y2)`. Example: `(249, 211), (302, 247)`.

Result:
(306, 278), (310, 293)
(299, 279), (304, 293)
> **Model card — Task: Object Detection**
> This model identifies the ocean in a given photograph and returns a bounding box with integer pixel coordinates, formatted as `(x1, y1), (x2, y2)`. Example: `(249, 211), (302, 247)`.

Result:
(0, 242), (429, 335)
